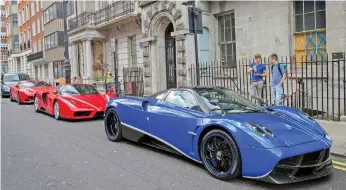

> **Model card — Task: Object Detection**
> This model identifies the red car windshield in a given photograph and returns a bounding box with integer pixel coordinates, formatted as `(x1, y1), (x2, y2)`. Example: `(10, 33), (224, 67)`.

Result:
(61, 85), (99, 95)
(19, 81), (49, 88)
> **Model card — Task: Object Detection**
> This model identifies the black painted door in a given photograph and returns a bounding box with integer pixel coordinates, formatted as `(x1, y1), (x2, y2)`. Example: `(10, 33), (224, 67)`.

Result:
(165, 23), (176, 89)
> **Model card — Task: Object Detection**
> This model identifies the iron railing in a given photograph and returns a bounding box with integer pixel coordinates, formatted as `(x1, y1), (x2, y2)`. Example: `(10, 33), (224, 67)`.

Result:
(68, 1), (135, 30)
(189, 54), (346, 121)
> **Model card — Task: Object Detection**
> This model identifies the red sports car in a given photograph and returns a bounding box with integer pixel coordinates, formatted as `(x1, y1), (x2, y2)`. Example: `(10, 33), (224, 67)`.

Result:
(10, 80), (53, 104)
(33, 83), (116, 120)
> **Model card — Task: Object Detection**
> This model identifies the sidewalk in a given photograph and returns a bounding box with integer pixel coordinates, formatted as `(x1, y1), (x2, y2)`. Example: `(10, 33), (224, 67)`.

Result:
(317, 120), (346, 158)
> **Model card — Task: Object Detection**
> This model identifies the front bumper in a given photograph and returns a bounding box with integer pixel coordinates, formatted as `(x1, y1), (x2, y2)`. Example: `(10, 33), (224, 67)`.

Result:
(60, 108), (105, 120)
(21, 93), (34, 103)
(239, 138), (332, 183)
(259, 149), (332, 184)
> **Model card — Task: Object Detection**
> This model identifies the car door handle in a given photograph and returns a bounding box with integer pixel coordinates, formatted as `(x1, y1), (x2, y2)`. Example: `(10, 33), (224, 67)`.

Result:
(142, 101), (149, 111)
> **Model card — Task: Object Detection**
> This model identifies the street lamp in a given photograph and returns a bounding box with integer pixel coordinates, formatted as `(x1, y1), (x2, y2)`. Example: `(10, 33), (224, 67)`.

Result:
(182, 0), (200, 85)
(63, 0), (71, 84)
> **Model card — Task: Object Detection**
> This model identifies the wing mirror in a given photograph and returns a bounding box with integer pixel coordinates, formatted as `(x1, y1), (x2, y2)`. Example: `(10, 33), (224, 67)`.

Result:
(209, 99), (219, 105)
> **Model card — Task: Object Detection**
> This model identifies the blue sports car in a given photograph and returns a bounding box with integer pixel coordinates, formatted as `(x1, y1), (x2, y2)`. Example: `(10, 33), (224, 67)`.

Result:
(104, 86), (332, 184)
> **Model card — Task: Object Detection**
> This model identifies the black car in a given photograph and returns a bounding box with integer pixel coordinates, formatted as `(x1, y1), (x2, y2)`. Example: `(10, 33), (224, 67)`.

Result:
(1, 73), (30, 98)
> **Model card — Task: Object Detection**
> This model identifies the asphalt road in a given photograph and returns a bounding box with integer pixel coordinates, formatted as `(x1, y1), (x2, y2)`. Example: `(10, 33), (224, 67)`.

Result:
(1, 98), (346, 190)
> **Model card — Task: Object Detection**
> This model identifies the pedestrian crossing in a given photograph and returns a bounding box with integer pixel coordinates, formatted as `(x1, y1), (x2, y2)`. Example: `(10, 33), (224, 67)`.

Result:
(333, 160), (346, 171)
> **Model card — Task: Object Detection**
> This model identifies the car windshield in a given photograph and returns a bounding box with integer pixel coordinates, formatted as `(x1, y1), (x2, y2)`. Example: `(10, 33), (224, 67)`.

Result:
(19, 81), (49, 88)
(3, 74), (20, 82)
(195, 87), (265, 114)
(73, 84), (100, 95)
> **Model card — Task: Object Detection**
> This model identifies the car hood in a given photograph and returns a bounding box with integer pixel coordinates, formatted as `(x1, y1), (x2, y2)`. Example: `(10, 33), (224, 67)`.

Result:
(28, 86), (55, 92)
(63, 94), (108, 110)
(225, 112), (325, 146)
(4, 82), (18, 87)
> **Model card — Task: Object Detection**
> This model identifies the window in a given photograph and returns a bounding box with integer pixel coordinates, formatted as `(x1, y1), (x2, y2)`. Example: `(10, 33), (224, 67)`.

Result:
(23, 30), (26, 42)
(22, 8), (24, 24)
(294, 1), (326, 62)
(128, 36), (137, 66)
(33, 42), (37, 53)
(37, 19), (40, 33)
(18, 12), (21, 26)
(60, 85), (79, 95)
(44, 32), (64, 50)
(38, 40), (41, 51)
(43, 3), (63, 24)
(26, 4), (29, 22)
(295, 1), (326, 32)
(27, 28), (31, 40)
(36, 0), (39, 12)
(0, 32), (6, 39)
(66, 0), (74, 16)
(164, 90), (201, 112)
(12, 15), (18, 27)
(1, 21), (5, 27)
(32, 21), (36, 36)
(199, 27), (210, 64)
(218, 12), (236, 66)
(53, 61), (64, 79)
(31, 2), (35, 16)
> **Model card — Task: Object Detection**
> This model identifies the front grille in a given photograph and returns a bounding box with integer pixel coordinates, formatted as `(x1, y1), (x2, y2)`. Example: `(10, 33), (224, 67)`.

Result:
(301, 150), (321, 165)
(74, 111), (91, 117)
(94, 111), (104, 117)
(294, 167), (316, 177)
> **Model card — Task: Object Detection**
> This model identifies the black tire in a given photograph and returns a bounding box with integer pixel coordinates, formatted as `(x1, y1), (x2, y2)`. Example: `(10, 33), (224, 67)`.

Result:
(9, 91), (14, 102)
(199, 129), (241, 181)
(17, 92), (21, 104)
(104, 108), (122, 142)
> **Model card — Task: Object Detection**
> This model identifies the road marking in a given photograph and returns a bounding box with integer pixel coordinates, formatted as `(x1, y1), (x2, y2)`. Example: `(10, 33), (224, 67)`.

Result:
(333, 160), (346, 167)
(333, 165), (346, 171)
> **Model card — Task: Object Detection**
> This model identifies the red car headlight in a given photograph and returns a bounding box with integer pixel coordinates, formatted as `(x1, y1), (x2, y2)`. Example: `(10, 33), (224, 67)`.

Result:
(61, 99), (77, 109)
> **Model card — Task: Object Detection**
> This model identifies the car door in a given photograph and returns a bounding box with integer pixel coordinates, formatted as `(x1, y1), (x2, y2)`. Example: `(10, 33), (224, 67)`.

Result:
(148, 90), (205, 156)
(44, 86), (63, 114)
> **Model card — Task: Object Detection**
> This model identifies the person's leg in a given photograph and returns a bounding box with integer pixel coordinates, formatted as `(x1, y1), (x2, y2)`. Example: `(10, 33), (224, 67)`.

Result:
(272, 86), (277, 106)
(250, 82), (257, 103)
(274, 85), (284, 106)
(255, 81), (264, 105)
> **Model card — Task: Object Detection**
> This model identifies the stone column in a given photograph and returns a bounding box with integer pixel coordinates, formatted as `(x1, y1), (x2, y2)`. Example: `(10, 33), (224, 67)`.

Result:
(71, 43), (78, 78)
(102, 40), (107, 71)
(84, 38), (93, 83)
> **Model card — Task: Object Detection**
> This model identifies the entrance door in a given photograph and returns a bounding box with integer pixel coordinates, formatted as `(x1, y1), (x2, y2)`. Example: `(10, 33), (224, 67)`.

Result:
(165, 23), (176, 89)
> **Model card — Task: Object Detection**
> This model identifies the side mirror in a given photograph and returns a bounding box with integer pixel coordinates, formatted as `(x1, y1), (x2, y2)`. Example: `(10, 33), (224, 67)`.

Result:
(210, 99), (219, 105)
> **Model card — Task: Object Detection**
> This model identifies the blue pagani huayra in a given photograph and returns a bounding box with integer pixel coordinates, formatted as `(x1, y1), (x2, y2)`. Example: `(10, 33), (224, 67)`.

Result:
(104, 86), (333, 184)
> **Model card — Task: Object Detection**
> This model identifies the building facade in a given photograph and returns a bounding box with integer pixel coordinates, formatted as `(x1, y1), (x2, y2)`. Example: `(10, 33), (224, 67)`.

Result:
(64, 0), (345, 95)
(7, 0), (43, 77)
(1, 0), (8, 72)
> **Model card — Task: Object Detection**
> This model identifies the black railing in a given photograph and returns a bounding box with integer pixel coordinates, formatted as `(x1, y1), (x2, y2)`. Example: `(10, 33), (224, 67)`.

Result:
(68, 1), (135, 30)
(189, 54), (346, 121)
(27, 51), (43, 62)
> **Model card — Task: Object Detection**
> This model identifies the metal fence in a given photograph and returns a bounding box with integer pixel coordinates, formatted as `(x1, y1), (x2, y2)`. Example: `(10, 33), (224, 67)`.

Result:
(188, 54), (346, 121)
(68, 1), (135, 30)
(93, 67), (144, 97)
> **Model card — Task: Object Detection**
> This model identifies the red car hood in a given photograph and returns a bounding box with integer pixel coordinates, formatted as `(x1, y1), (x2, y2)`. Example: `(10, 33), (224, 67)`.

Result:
(63, 94), (108, 110)
(27, 86), (55, 93)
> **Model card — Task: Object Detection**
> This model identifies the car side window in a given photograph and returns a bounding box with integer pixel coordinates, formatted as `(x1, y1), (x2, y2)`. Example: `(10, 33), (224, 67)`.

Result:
(60, 85), (79, 95)
(164, 90), (202, 112)
(156, 92), (166, 100)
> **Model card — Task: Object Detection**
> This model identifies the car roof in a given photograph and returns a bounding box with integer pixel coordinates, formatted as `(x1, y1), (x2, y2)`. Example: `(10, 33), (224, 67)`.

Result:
(149, 86), (226, 96)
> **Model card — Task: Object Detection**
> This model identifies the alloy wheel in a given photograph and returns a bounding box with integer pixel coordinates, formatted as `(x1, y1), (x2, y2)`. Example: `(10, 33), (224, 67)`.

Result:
(34, 96), (39, 112)
(54, 101), (60, 119)
(104, 109), (122, 142)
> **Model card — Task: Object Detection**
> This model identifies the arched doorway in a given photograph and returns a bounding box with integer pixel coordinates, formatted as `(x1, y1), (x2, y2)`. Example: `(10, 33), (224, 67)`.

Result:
(164, 23), (176, 89)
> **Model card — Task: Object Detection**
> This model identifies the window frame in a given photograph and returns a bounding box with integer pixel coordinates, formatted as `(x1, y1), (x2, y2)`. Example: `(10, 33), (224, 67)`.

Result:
(31, 2), (35, 17)
(294, 0), (326, 32)
(128, 36), (137, 66)
(218, 12), (236, 66)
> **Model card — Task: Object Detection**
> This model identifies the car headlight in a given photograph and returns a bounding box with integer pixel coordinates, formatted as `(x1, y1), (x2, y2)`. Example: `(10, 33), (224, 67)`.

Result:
(22, 89), (31, 95)
(325, 134), (331, 141)
(2, 85), (9, 90)
(247, 123), (275, 138)
(61, 99), (76, 109)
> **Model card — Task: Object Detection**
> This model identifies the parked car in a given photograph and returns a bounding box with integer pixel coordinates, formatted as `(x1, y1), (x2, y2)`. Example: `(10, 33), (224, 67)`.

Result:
(33, 83), (116, 120)
(104, 86), (332, 184)
(10, 80), (53, 104)
(1, 73), (30, 98)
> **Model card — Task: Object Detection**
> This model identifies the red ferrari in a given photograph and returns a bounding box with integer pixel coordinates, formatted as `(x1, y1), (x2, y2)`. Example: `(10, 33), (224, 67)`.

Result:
(33, 83), (116, 120)
(10, 80), (53, 104)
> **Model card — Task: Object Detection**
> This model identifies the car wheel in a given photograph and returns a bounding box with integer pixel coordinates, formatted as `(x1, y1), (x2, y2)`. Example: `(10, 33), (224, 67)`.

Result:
(104, 108), (122, 142)
(17, 92), (21, 104)
(200, 129), (241, 181)
(34, 95), (39, 112)
(54, 101), (60, 120)
(9, 91), (14, 102)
